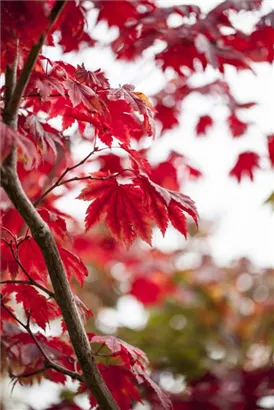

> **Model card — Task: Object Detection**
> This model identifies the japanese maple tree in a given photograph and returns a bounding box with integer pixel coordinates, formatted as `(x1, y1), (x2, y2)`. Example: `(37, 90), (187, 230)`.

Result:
(0, 1), (273, 410)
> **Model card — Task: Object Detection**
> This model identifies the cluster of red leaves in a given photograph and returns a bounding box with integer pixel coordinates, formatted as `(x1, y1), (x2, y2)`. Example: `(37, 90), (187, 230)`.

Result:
(93, 0), (274, 182)
(1, 1), (95, 69)
(150, 369), (274, 410)
(1, 321), (75, 385)
(77, 172), (197, 247)
(1, 1), (274, 409)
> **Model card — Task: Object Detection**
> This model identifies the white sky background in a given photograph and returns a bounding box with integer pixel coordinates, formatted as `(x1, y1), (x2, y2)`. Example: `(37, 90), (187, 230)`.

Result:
(1, 1), (274, 409)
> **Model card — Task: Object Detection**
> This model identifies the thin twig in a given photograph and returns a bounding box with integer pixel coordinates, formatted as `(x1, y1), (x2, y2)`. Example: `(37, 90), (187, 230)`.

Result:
(34, 168), (136, 206)
(33, 148), (98, 206)
(10, 366), (49, 379)
(0, 225), (16, 240)
(0, 280), (54, 299)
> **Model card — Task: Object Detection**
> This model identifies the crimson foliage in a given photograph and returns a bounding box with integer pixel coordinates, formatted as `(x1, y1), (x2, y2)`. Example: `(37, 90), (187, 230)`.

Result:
(1, 1), (273, 409)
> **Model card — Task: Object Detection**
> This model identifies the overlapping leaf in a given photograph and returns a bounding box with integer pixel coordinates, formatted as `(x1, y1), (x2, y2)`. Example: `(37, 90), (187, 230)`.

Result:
(229, 152), (260, 182)
(78, 174), (198, 246)
(0, 122), (39, 168)
(78, 178), (152, 247)
(2, 283), (60, 330)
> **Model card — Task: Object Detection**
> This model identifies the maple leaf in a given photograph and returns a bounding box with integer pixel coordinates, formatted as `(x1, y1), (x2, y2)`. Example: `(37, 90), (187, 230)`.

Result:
(155, 103), (180, 132)
(150, 161), (179, 191)
(74, 63), (110, 90)
(196, 115), (213, 136)
(2, 322), (75, 378)
(228, 113), (249, 137)
(96, 0), (139, 28)
(100, 99), (144, 146)
(229, 152), (260, 182)
(133, 364), (172, 409)
(18, 237), (48, 285)
(0, 122), (39, 169)
(78, 178), (152, 247)
(38, 208), (69, 245)
(267, 135), (274, 167)
(26, 70), (65, 101)
(52, 1), (95, 53)
(120, 144), (151, 174)
(22, 115), (64, 159)
(58, 247), (88, 287)
(139, 175), (198, 237)
(108, 84), (155, 137)
(64, 79), (104, 113)
(0, 240), (18, 279)
(2, 284), (60, 330)
(89, 334), (148, 367)
(86, 364), (142, 410)
(1, 1), (50, 67)
(0, 208), (24, 235)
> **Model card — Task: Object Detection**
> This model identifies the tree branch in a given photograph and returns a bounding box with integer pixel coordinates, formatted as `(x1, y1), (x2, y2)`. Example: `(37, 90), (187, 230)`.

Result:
(0, 280), (54, 299)
(0, 2), (119, 409)
(4, 1), (66, 124)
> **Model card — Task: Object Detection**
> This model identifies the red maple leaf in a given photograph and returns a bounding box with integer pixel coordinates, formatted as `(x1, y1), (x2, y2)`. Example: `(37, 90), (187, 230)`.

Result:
(2, 322), (75, 377)
(227, 113), (249, 138)
(26, 70), (65, 101)
(78, 178), (152, 247)
(89, 334), (148, 368)
(38, 208), (69, 246)
(58, 247), (88, 287)
(74, 63), (110, 90)
(108, 84), (154, 137)
(133, 364), (172, 409)
(87, 364), (142, 410)
(139, 175), (198, 237)
(22, 115), (64, 160)
(2, 283), (60, 330)
(196, 115), (213, 136)
(18, 237), (48, 284)
(0, 240), (18, 279)
(63, 79), (106, 118)
(155, 103), (180, 132)
(229, 152), (260, 182)
(0, 122), (39, 169)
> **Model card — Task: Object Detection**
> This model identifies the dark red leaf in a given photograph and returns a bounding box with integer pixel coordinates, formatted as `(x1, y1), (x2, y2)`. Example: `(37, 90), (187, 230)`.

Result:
(58, 247), (88, 286)
(196, 115), (213, 136)
(0, 122), (39, 169)
(228, 113), (249, 138)
(229, 151), (260, 182)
